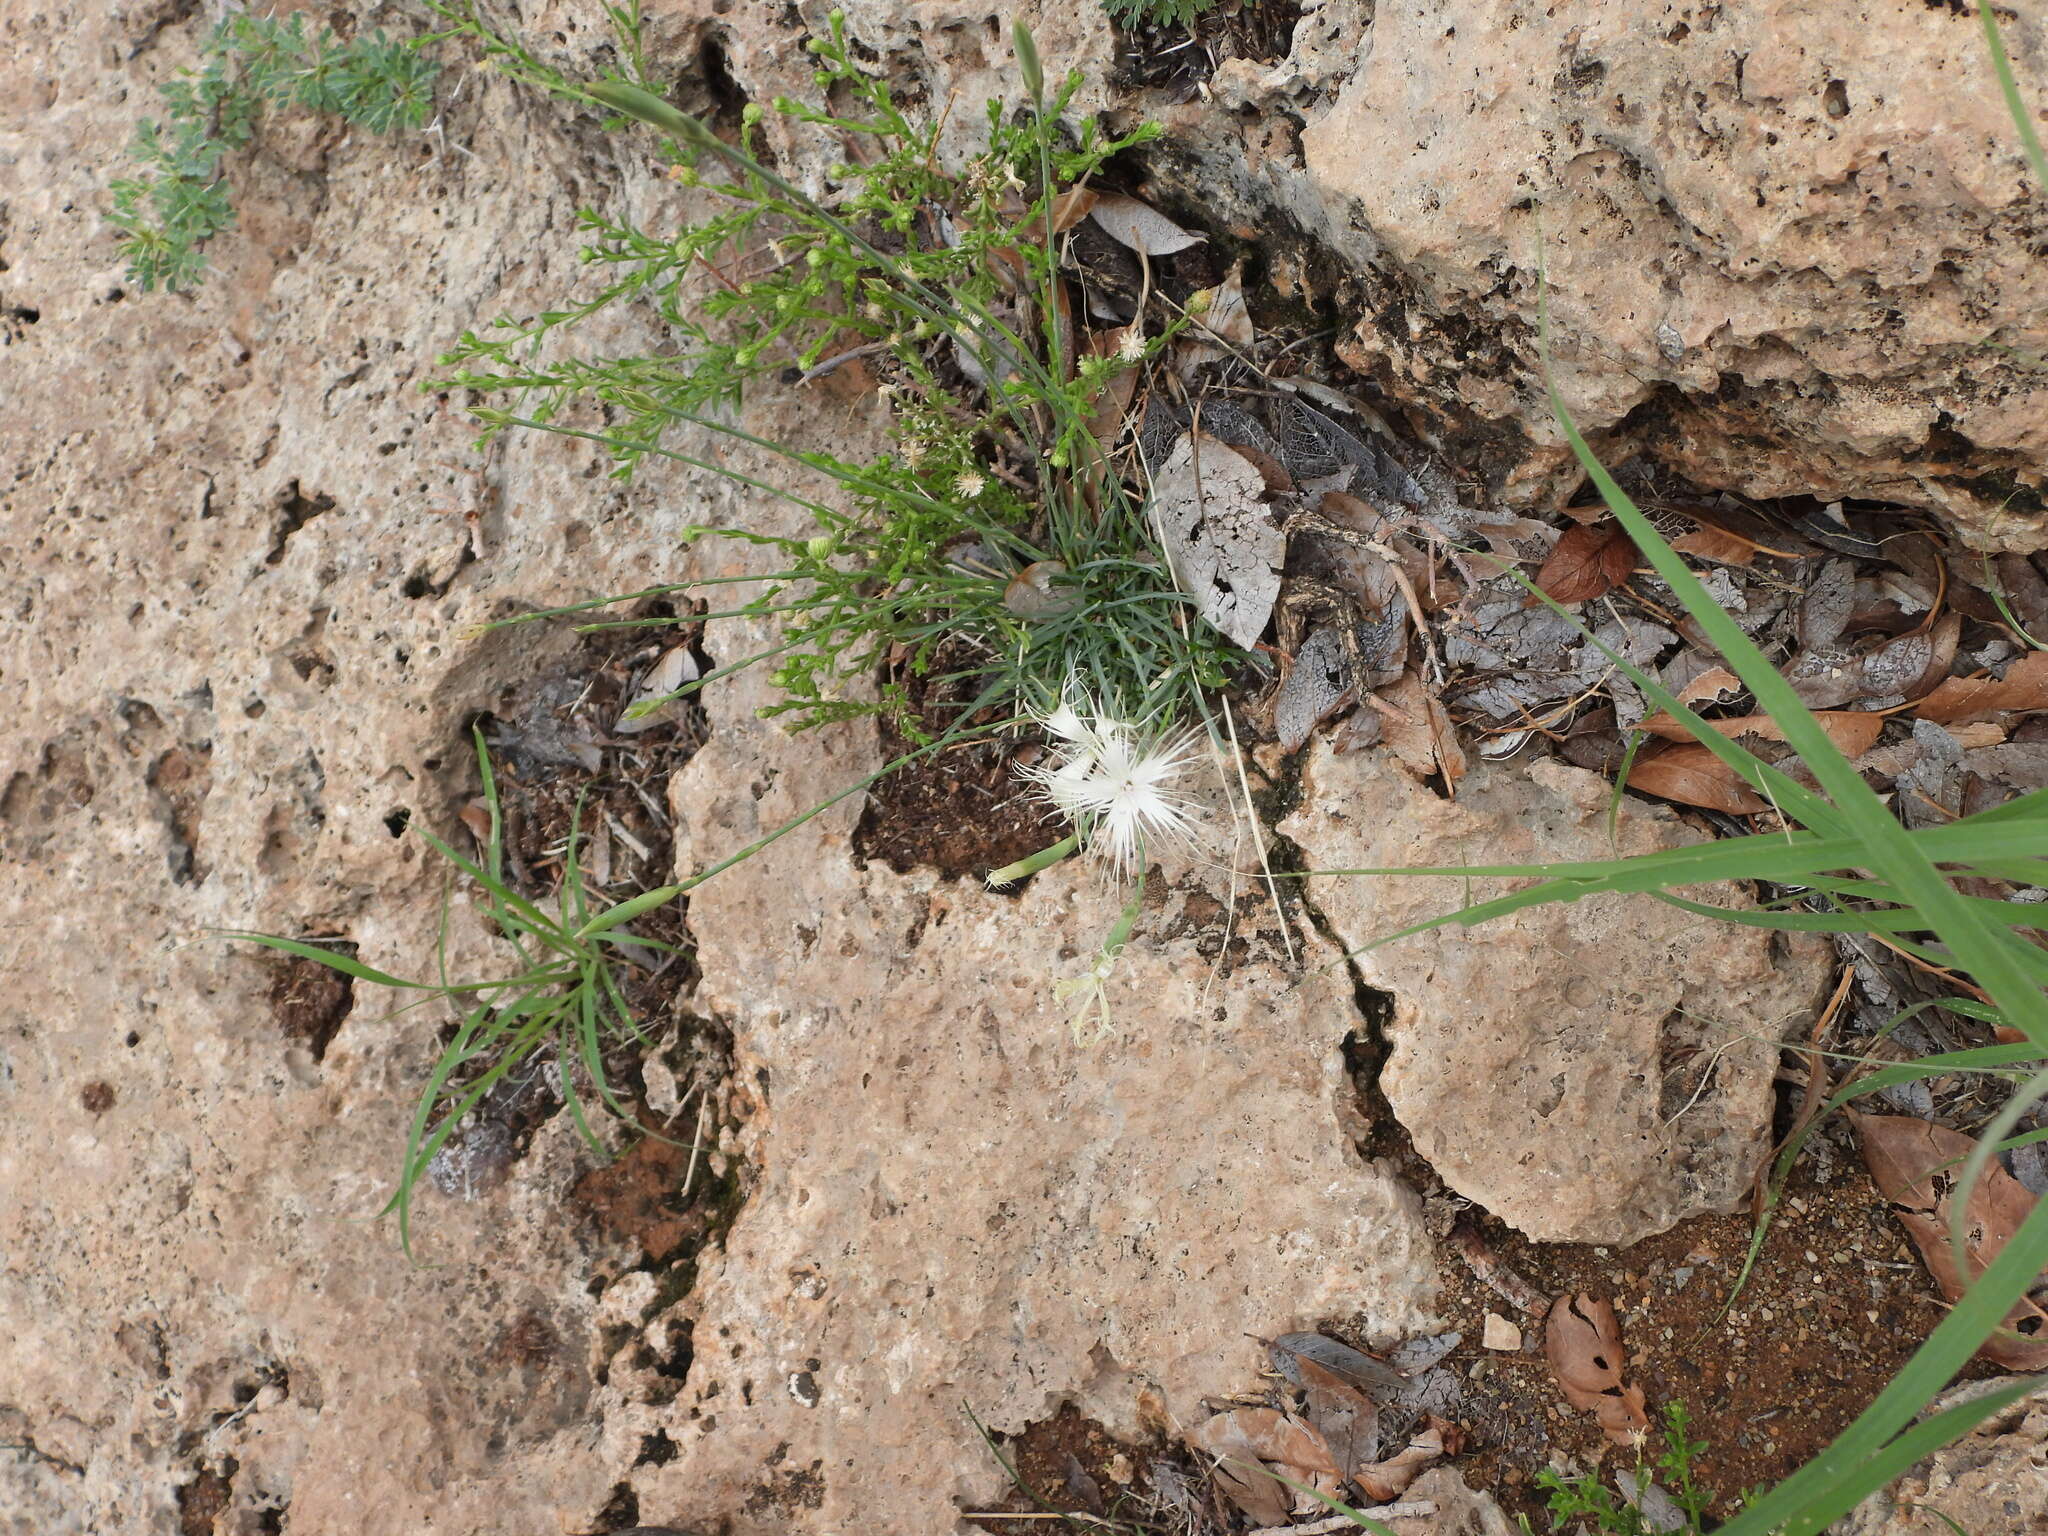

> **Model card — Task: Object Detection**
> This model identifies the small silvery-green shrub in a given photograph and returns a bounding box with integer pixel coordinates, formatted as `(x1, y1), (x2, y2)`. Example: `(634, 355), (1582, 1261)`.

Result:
(113, 12), (438, 291)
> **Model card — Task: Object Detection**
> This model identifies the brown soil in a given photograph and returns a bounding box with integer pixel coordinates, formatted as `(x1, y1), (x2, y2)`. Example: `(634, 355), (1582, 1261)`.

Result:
(1329, 1023), (1983, 1533)
(574, 1105), (725, 1265)
(964, 1145), (1961, 1535)
(268, 949), (356, 1063)
(177, 1460), (236, 1536)
(1113, 0), (1307, 93)
(1426, 1155), (1959, 1526)
(853, 660), (1052, 878)
(967, 1403), (1189, 1534)
(420, 616), (714, 1187)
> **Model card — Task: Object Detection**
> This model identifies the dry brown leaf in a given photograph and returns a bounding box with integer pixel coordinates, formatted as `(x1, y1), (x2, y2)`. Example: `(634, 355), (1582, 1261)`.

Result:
(1355, 1416), (1461, 1501)
(1669, 521), (1763, 566)
(1675, 666), (1743, 706)
(1948, 721), (2010, 748)
(1535, 522), (1637, 604)
(1049, 185), (1099, 234)
(1088, 191), (1205, 256)
(458, 798), (493, 847)
(1916, 651), (2048, 726)
(1375, 672), (1466, 790)
(1002, 560), (1075, 619)
(1194, 263), (1253, 348)
(1545, 1294), (1651, 1446)
(1852, 1113), (2048, 1370)
(1625, 743), (1768, 814)
(1296, 1361), (1377, 1475)
(1265, 1334), (1389, 1472)
(1182, 1411), (1296, 1525)
(1637, 709), (1886, 760)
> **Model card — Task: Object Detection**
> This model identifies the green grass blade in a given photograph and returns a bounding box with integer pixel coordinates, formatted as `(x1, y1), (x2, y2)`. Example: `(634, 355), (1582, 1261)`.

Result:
(1981, 0), (2048, 191)
(219, 931), (425, 989)
(1714, 1193), (2048, 1535)
(1542, 340), (2048, 1047)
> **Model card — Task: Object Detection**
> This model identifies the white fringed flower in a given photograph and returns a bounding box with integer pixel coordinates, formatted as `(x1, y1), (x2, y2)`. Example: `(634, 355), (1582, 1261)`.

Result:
(1020, 694), (1202, 878)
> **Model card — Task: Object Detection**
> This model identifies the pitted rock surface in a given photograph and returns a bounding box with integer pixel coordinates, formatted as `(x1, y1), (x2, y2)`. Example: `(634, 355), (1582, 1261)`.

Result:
(1283, 745), (1830, 1246)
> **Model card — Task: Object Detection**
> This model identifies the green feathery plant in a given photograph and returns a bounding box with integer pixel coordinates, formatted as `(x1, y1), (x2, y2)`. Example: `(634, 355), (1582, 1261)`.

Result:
(1517, 1406), (1716, 1536)
(231, 7), (1255, 1245)
(1103, 0), (1223, 29)
(437, 5), (1235, 746)
(113, 12), (439, 291)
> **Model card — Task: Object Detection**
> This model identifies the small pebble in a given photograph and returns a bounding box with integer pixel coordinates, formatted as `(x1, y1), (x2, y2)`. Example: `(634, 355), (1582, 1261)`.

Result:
(1482, 1313), (1523, 1352)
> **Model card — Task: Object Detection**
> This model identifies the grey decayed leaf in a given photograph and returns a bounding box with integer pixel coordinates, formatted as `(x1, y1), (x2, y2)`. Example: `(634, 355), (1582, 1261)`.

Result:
(616, 645), (700, 734)
(1267, 1332), (1409, 1399)
(1386, 1331), (1462, 1374)
(1276, 629), (1354, 753)
(1616, 1471), (1688, 1534)
(1087, 190), (1206, 255)
(1150, 432), (1283, 650)
(1797, 558), (1858, 651)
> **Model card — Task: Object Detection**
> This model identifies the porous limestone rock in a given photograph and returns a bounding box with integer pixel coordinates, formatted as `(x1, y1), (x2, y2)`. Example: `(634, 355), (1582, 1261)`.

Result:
(1282, 743), (1831, 1246)
(0, 4), (1436, 1531)
(587, 609), (1441, 1529)
(1841, 1387), (2048, 1536)
(1161, 0), (2048, 547)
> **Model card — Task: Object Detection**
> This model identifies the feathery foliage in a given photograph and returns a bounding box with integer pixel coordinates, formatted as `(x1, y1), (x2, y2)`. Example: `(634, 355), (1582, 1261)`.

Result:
(113, 12), (438, 291)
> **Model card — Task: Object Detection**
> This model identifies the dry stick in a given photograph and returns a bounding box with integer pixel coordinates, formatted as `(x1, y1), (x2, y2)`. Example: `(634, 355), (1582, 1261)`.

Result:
(678, 1091), (712, 1201)
(1245, 1508), (1437, 1536)
(1764, 965), (1857, 1205)
(1446, 1216), (1552, 1319)
(1221, 693), (1297, 966)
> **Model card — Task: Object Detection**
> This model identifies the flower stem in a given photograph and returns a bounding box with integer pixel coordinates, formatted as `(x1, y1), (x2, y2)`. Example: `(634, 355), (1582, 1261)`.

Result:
(987, 832), (1080, 886)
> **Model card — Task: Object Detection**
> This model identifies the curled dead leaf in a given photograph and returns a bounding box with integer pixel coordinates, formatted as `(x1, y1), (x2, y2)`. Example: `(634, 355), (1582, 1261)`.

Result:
(1544, 1293), (1651, 1447)
(457, 798), (493, 847)
(615, 644), (700, 734)
(1535, 522), (1637, 605)
(1915, 651), (2048, 726)
(1624, 743), (1769, 814)
(1670, 520), (1764, 566)
(1088, 191), (1205, 256)
(1264, 1332), (1391, 1470)
(1002, 560), (1075, 619)
(1852, 1112), (2048, 1370)
(1182, 1410), (1303, 1526)
(1373, 672), (1466, 790)
(1354, 1415), (1461, 1501)
(1674, 666), (1743, 707)
(1049, 185), (1099, 234)
(1637, 709), (1886, 760)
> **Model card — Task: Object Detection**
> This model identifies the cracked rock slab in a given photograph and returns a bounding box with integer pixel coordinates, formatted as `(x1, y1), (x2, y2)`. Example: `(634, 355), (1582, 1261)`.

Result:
(595, 668), (1443, 1531)
(1282, 744), (1829, 1246)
